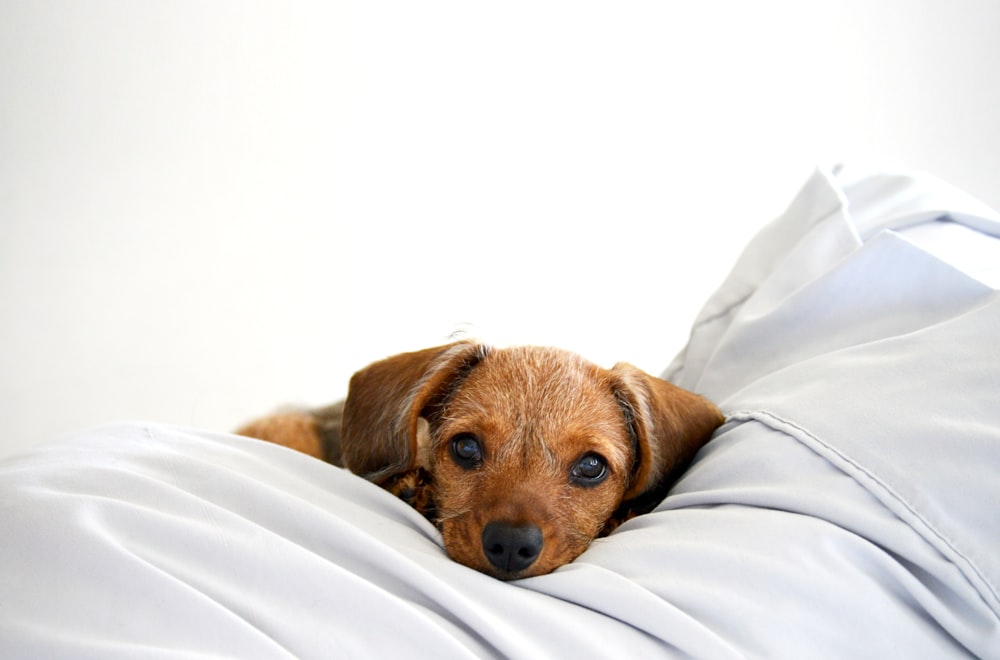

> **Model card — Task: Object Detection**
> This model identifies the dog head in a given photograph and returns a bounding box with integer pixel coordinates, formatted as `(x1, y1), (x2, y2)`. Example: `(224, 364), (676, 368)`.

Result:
(341, 341), (723, 580)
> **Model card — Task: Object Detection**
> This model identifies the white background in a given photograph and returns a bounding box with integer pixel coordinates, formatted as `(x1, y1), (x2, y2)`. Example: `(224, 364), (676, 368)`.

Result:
(2, 0), (998, 458)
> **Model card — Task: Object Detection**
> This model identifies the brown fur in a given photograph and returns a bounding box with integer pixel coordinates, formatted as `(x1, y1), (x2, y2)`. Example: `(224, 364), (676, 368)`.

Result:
(238, 341), (723, 579)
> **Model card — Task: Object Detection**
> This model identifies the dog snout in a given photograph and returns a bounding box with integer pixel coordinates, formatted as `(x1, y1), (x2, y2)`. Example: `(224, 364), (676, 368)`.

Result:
(481, 521), (543, 575)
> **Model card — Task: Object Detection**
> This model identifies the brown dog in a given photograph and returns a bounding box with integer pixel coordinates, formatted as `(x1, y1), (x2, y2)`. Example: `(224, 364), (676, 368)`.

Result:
(238, 341), (723, 580)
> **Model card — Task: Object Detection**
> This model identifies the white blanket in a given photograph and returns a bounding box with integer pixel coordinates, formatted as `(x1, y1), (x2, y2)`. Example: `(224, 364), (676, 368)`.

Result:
(2, 166), (998, 657)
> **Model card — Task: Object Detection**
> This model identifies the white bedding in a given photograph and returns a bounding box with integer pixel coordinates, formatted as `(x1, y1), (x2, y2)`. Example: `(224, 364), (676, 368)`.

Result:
(2, 166), (998, 657)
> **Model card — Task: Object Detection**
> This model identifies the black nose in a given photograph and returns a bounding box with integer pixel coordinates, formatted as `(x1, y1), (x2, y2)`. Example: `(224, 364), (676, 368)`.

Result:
(481, 521), (544, 574)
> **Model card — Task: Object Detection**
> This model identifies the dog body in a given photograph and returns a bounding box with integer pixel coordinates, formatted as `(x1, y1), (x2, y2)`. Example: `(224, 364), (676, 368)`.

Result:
(239, 342), (723, 579)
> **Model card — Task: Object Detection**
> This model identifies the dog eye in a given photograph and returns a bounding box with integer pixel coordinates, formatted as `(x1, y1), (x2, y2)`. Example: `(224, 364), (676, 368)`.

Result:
(449, 433), (483, 469)
(570, 453), (608, 486)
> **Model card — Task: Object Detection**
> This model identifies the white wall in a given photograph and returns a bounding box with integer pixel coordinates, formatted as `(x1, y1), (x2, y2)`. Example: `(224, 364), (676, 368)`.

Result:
(2, 0), (998, 458)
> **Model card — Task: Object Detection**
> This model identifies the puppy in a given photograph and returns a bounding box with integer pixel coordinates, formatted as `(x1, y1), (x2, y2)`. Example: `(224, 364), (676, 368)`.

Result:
(238, 341), (723, 580)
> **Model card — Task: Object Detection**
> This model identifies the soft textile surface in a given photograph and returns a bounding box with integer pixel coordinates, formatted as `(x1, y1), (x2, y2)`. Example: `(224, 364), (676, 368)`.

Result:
(2, 167), (999, 657)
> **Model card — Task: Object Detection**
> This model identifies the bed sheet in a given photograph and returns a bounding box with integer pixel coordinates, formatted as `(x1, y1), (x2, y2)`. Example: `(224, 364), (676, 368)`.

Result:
(2, 165), (998, 657)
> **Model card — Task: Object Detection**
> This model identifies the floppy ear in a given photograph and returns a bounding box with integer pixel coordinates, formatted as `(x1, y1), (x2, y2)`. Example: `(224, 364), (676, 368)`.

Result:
(611, 363), (724, 502)
(341, 341), (488, 484)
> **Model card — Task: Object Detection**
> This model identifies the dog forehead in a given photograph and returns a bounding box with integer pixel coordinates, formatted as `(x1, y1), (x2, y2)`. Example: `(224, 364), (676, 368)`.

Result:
(465, 346), (607, 405)
(442, 346), (629, 452)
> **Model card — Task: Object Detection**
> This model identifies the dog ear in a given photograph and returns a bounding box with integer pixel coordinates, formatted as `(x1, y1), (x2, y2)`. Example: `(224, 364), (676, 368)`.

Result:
(611, 364), (724, 502)
(341, 341), (487, 484)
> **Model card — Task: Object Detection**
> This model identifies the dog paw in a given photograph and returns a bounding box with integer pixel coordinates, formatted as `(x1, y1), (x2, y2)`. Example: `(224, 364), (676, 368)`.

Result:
(383, 467), (437, 522)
